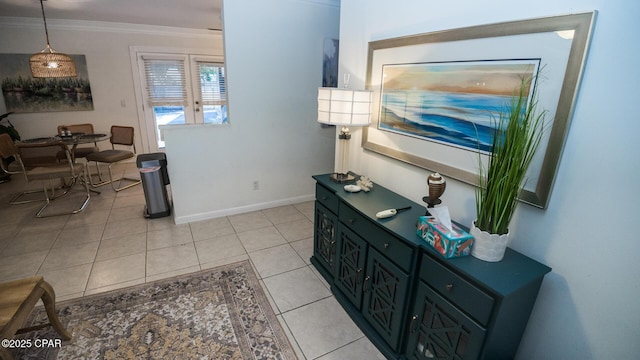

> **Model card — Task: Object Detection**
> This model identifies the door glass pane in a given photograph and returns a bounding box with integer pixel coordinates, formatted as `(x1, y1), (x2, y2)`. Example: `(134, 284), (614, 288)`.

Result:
(203, 105), (227, 124)
(153, 105), (185, 148)
(136, 53), (227, 152)
(198, 62), (227, 124)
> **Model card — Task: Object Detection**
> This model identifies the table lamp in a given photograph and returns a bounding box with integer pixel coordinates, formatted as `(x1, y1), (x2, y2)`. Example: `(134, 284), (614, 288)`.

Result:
(317, 76), (372, 183)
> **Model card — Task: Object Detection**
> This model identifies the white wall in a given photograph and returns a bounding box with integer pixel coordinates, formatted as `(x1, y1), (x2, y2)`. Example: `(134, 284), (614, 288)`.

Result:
(161, 0), (338, 223)
(0, 17), (222, 153)
(339, 0), (640, 359)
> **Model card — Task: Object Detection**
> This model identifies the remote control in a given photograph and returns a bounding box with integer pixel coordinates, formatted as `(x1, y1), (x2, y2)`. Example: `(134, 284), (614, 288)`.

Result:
(375, 206), (412, 219)
(376, 209), (398, 219)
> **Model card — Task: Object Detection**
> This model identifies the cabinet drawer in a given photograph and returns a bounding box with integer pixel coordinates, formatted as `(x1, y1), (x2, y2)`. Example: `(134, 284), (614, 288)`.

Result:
(420, 254), (494, 326)
(316, 184), (339, 213)
(340, 203), (413, 273)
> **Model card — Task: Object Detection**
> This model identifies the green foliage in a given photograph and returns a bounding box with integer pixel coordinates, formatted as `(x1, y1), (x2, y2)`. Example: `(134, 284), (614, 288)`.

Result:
(1, 76), (92, 96)
(0, 112), (20, 141)
(2, 76), (93, 112)
(475, 75), (546, 235)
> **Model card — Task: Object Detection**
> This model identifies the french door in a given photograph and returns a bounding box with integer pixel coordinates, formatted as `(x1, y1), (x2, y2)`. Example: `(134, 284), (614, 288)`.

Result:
(136, 53), (227, 152)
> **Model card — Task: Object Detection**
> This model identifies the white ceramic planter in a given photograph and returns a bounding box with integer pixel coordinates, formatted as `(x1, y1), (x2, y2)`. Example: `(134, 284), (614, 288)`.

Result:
(470, 221), (510, 262)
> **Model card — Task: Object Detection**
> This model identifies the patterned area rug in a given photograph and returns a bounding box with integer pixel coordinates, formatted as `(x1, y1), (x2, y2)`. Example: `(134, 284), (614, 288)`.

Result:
(13, 261), (297, 359)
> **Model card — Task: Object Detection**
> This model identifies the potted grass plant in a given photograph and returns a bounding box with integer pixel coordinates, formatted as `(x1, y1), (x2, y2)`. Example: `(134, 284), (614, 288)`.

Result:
(470, 74), (546, 262)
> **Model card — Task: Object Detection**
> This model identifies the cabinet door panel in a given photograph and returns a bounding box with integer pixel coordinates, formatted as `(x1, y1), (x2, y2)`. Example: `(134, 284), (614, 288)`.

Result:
(406, 282), (486, 360)
(314, 202), (338, 277)
(362, 248), (410, 351)
(335, 225), (368, 308)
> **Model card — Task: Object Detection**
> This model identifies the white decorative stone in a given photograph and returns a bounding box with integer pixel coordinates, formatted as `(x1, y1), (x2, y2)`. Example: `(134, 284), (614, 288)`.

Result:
(470, 221), (510, 262)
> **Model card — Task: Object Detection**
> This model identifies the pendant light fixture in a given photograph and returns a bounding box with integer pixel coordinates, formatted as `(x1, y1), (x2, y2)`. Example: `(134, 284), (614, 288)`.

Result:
(29, 0), (77, 78)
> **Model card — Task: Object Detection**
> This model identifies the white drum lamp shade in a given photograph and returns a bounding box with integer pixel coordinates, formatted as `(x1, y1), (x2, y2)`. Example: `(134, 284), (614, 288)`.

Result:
(317, 87), (372, 183)
(317, 88), (372, 126)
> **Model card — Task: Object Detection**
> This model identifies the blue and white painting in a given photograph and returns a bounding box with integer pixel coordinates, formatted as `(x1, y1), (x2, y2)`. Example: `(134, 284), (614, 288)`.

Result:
(379, 59), (539, 153)
(322, 39), (339, 87)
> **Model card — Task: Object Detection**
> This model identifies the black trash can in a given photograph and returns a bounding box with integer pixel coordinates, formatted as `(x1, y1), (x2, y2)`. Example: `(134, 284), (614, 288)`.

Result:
(136, 153), (171, 218)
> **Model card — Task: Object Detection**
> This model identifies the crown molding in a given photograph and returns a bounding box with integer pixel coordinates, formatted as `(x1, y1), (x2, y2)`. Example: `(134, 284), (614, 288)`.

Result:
(0, 17), (220, 39)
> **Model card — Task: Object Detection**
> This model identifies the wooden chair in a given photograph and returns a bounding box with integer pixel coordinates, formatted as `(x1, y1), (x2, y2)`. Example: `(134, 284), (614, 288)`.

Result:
(85, 125), (141, 192)
(0, 133), (21, 177)
(0, 276), (71, 360)
(0, 133), (18, 184)
(15, 141), (90, 218)
(56, 123), (99, 159)
(0, 134), (71, 205)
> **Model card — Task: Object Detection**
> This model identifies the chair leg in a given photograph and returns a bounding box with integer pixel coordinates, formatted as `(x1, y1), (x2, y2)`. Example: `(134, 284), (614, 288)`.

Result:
(38, 280), (72, 340)
(93, 161), (104, 182)
(34, 182), (54, 218)
(87, 161), (111, 188)
(34, 173), (91, 218)
(9, 178), (72, 205)
(107, 163), (141, 192)
(88, 161), (140, 192)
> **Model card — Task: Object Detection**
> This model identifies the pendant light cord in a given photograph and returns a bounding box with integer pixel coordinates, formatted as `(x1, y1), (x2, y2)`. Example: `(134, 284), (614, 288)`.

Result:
(39, 0), (51, 47)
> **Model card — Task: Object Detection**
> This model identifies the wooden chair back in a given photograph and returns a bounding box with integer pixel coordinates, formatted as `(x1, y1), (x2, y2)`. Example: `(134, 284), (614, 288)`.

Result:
(0, 133), (17, 161)
(16, 142), (71, 169)
(110, 126), (136, 151)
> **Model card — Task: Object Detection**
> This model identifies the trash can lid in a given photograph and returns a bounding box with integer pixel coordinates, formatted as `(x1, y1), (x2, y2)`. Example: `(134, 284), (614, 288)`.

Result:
(140, 166), (161, 173)
(136, 152), (167, 168)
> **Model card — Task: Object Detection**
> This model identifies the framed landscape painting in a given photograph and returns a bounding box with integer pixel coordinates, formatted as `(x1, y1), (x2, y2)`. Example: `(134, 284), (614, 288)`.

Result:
(362, 12), (596, 208)
(0, 53), (94, 113)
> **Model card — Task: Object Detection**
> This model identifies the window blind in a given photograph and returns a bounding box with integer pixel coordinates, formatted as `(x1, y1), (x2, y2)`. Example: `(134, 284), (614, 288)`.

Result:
(197, 62), (226, 106)
(143, 58), (187, 106)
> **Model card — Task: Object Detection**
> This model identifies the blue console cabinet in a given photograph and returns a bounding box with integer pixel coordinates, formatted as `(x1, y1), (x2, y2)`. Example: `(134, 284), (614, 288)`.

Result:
(310, 174), (551, 359)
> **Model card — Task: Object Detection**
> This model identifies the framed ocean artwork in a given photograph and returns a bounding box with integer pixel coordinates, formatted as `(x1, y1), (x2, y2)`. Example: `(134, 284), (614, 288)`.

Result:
(363, 12), (596, 208)
(379, 59), (540, 154)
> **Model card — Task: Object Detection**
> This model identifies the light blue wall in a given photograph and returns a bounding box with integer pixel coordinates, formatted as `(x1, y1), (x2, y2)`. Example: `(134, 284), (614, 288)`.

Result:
(220, 0), (339, 199)
(160, 0), (338, 220)
(339, 0), (640, 359)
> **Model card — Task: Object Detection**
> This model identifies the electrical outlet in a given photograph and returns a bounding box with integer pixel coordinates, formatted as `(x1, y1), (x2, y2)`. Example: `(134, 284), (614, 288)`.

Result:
(253, 181), (259, 190)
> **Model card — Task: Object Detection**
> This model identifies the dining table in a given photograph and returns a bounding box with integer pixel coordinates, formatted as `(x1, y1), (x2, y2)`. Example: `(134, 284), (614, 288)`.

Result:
(18, 133), (111, 194)
(19, 133), (111, 162)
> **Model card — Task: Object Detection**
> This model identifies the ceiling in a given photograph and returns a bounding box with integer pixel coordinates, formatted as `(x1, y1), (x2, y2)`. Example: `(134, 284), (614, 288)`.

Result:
(0, 0), (223, 30)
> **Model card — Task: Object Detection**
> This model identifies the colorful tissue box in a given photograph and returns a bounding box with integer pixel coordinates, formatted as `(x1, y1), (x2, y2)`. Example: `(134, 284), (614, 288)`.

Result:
(417, 216), (474, 258)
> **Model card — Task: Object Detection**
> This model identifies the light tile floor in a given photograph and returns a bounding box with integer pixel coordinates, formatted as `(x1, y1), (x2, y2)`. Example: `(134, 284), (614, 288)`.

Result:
(0, 162), (386, 360)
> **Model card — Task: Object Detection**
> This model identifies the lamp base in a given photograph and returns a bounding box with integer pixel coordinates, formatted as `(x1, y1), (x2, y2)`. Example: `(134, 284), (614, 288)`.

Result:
(329, 172), (355, 183)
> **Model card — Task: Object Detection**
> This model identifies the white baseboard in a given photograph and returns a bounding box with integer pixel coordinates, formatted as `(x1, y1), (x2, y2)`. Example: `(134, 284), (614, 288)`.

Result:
(172, 194), (315, 225)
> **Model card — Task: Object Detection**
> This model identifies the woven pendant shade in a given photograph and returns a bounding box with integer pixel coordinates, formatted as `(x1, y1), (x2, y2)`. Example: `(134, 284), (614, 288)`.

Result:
(30, 45), (77, 78)
(30, 0), (77, 78)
